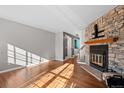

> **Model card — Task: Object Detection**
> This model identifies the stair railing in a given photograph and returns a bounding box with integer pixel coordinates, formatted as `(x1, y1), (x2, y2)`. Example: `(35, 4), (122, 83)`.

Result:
(78, 45), (86, 61)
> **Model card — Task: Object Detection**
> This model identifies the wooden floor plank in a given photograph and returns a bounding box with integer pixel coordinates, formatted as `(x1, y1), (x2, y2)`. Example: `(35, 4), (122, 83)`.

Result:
(0, 58), (106, 88)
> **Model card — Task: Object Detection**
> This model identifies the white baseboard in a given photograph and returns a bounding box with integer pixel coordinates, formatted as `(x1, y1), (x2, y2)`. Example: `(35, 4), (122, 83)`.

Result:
(0, 66), (25, 73)
(78, 62), (86, 64)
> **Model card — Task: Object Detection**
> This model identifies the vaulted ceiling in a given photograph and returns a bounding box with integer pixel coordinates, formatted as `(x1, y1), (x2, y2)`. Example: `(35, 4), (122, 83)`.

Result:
(0, 5), (116, 34)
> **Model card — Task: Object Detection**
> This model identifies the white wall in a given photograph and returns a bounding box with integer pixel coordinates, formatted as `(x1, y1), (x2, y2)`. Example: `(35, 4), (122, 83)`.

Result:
(67, 35), (72, 58)
(55, 32), (63, 61)
(0, 18), (55, 64)
(78, 29), (87, 62)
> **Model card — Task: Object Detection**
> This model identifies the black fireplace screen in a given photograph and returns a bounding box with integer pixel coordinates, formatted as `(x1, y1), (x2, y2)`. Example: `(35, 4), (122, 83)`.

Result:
(90, 45), (108, 72)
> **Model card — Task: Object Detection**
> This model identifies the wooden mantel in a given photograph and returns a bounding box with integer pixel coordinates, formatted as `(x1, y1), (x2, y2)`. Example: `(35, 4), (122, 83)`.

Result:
(84, 37), (118, 45)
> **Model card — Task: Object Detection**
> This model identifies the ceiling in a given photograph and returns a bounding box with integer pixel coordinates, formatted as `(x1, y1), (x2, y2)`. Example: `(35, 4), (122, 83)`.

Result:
(0, 5), (116, 34)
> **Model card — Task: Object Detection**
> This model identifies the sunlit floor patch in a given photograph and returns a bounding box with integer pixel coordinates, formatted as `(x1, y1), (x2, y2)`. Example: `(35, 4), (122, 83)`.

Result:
(26, 63), (75, 88)
(47, 76), (67, 88)
(26, 62), (105, 88)
(50, 63), (70, 74)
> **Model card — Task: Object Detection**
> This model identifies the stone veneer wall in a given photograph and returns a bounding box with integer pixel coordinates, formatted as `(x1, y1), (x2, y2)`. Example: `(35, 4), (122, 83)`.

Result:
(85, 5), (124, 73)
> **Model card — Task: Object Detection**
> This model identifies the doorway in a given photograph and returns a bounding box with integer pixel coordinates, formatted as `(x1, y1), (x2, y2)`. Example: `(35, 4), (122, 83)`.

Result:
(63, 32), (80, 60)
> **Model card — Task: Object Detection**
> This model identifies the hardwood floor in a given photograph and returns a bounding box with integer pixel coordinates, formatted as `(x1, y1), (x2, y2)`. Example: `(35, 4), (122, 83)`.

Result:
(0, 58), (106, 88)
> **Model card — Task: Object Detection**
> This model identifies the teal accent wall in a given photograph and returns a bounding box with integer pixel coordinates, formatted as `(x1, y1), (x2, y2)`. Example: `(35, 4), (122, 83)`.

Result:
(75, 39), (80, 49)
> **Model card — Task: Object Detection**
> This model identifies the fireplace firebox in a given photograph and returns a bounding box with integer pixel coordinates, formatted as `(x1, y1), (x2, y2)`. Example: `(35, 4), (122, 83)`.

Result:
(90, 45), (108, 72)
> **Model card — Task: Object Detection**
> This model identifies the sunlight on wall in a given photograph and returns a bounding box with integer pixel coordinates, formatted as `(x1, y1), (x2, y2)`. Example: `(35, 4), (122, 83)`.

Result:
(8, 44), (49, 66)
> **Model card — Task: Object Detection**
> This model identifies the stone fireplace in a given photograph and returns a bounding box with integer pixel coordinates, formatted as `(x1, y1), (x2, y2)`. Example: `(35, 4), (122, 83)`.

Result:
(84, 5), (124, 73)
(90, 45), (108, 72)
